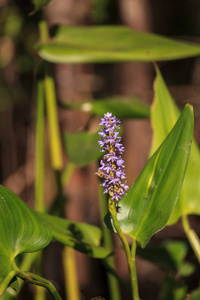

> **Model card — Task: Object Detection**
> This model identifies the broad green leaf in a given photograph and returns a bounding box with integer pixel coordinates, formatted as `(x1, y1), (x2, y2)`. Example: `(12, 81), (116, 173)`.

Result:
(0, 185), (52, 284)
(38, 213), (111, 259)
(116, 105), (193, 247)
(31, 0), (51, 13)
(36, 26), (200, 63)
(150, 68), (200, 224)
(63, 131), (102, 167)
(61, 97), (150, 119)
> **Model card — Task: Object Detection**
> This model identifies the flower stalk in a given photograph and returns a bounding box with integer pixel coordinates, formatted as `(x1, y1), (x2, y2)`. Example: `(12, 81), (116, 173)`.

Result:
(97, 112), (140, 300)
(108, 199), (140, 300)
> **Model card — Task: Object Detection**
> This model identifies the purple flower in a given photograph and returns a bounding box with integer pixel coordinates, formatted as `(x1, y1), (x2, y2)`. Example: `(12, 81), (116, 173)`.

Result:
(97, 112), (129, 202)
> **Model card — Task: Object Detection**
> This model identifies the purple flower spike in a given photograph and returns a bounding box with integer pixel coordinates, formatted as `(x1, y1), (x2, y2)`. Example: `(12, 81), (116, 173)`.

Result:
(97, 112), (129, 202)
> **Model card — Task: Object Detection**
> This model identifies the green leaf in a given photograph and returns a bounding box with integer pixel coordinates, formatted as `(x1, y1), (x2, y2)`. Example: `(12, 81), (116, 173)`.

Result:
(150, 68), (200, 224)
(190, 287), (200, 300)
(136, 240), (188, 272)
(179, 262), (195, 277)
(38, 213), (111, 259)
(36, 26), (200, 64)
(159, 276), (187, 300)
(61, 97), (150, 119)
(0, 185), (52, 284)
(116, 104), (193, 247)
(63, 131), (102, 167)
(31, 0), (51, 13)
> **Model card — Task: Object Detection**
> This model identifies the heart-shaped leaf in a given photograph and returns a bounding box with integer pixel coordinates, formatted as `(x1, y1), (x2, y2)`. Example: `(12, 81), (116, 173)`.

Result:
(63, 131), (102, 167)
(150, 68), (200, 224)
(61, 97), (150, 119)
(38, 213), (111, 259)
(116, 104), (193, 247)
(36, 26), (200, 64)
(0, 185), (52, 285)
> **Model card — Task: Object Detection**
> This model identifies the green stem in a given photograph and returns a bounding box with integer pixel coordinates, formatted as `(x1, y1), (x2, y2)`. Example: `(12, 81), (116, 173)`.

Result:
(35, 79), (45, 213)
(63, 247), (80, 300)
(108, 198), (140, 300)
(0, 269), (18, 297)
(99, 187), (121, 300)
(34, 252), (46, 300)
(39, 20), (63, 171)
(44, 69), (63, 171)
(131, 240), (139, 300)
(61, 163), (76, 186)
(102, 260), (132, 296)
(34, 21), (48, 300)
(2, 253), (41, 300)
(61, 165), (80, 300)
(39, 19), (79, 300)
(182, 214), (200, 263)
(14, 268), (62, 300)
(39, 20), (49, 43)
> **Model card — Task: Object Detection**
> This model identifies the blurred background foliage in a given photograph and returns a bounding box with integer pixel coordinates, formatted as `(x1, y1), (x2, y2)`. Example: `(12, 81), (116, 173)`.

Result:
(0, 0), (200, 299)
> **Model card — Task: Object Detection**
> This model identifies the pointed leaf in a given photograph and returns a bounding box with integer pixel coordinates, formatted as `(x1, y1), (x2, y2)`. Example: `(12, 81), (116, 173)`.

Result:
(0, 185), (52, 284)
(63, 131), (102, 167)
(117, 105), (193, 247)
(38, 213), (111, 259)
(150, 68), (200, 224)
(36, 26), (200, 63)
(61, 97), (150, 119)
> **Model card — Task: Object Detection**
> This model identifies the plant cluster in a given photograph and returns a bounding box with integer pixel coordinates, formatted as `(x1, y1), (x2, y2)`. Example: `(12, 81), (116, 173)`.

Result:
(0, 1), (200, 300)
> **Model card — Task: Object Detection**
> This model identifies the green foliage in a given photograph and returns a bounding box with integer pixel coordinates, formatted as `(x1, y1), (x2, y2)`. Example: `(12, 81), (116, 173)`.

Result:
(137, 240), (195, 275)
(150, 68), (200, 224)
(91, 0), (110, 23)
(31, 0), (51, 13)
(0, 185), (52, 285)
(39, 213), (111, 258)
(190, 287), (200, 300)
(137, 240), (195, 300)
(61, 97), (150, 119)
(137, 241), (187, 272)
(159, 276), (187, 300)
(115, 105), (193, 247)
(36, 25), (200, 64)
(63, 131), (102, 167)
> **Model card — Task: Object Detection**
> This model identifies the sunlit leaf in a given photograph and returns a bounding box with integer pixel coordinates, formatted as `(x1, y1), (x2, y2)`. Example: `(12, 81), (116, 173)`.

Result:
(116, 105), (193, 247)
(63, 131), (102, 167)
(38, 213), (111, 259)
(0, 185), (52, 285)
(36, 26), (200, 63)
(61, 97), (150, 119)
(150, 68), (200, 224)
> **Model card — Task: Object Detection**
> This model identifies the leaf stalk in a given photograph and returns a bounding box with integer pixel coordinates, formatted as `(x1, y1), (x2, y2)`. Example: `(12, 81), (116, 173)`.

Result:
(182, 214), (200, 263)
